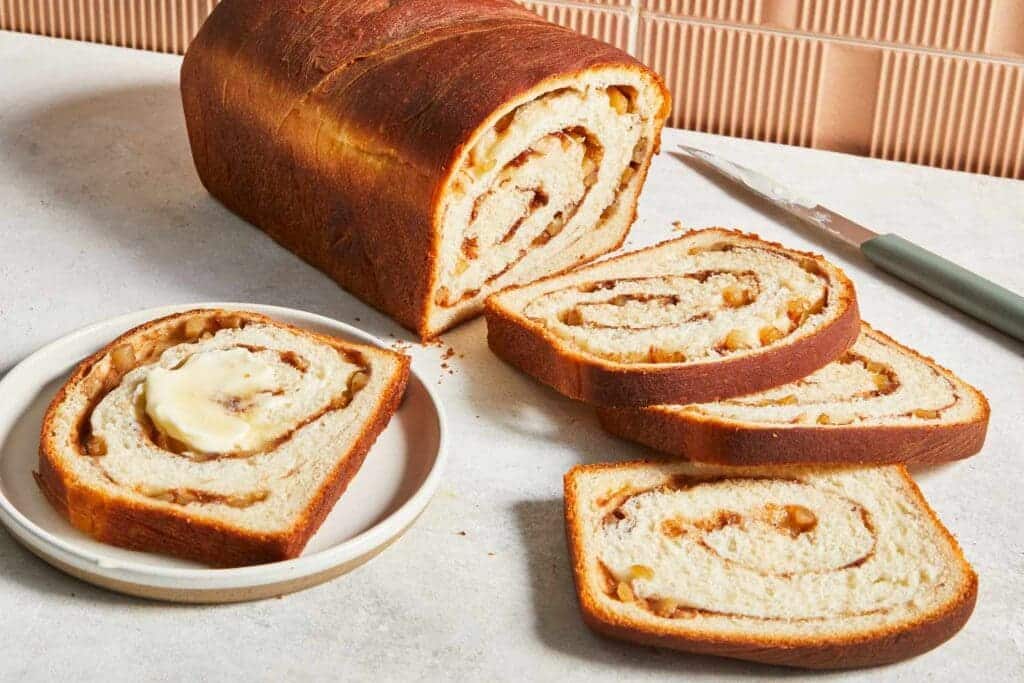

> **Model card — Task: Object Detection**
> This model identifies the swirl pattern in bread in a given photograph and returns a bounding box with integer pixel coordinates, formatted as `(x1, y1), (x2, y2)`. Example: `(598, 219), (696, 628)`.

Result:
(180, 0), (671, 339)
(433, 83), (662, 331)
(485, 229), (860, 406)
(598, 324), (989, 465)
(565, 461), (977, 669)
(37, 310), (410, 567)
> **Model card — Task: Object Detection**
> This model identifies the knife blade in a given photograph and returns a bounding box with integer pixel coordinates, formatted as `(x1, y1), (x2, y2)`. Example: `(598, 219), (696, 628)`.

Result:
(673, 145), (877, 248)
(672, 144), (1024, 342)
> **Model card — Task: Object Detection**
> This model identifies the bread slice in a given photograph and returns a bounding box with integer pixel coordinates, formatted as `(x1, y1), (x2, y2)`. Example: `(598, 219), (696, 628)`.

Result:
(598, 324), (989, 465)
(37, 309), (410, 567)
(486, 229), (859, 406)
(565, 461), (977, 669)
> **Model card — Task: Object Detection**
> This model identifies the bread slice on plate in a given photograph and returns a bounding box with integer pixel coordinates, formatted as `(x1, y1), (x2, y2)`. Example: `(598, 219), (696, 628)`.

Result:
(565, 461), (977, 669)
(598, 324), (989, 465)
(37, 309), (410, 567)
(485, 229), (859, 407)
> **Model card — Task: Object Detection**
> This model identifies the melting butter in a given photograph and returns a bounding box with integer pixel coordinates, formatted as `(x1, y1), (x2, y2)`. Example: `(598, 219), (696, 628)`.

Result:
(144, 347), (282, 454)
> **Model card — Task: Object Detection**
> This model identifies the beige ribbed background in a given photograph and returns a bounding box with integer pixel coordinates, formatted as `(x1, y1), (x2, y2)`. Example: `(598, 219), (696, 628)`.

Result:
(2, 0), (1023, 178)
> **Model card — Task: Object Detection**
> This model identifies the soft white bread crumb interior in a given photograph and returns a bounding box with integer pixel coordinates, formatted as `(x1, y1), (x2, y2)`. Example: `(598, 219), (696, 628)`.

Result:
(427, 67), (667, 335)
(568, 462), (973, 640)
(664, 325), (983, 426)
(492, 229), (850, 365)
(45, 322), (404, 533)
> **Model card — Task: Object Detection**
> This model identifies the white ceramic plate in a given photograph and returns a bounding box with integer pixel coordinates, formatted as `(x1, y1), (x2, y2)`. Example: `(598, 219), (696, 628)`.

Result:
(0, 303), (445, 603)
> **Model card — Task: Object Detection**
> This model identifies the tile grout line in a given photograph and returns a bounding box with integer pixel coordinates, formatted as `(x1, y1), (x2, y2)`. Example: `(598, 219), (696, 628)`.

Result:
(637, 8), (1024, 67)
(628, 0), (640, 57)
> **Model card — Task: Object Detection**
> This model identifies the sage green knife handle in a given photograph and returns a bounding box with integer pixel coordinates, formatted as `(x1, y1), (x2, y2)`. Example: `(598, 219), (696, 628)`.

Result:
(861, 233), (1024, 342)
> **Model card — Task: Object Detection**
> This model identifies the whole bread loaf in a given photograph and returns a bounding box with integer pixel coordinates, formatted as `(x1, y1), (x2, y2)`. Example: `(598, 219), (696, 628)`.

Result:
(181, 0), (670, 339)
(37, 309), (409, 567)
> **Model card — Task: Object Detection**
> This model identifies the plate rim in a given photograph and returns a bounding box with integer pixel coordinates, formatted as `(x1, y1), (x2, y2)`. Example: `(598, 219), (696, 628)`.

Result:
(0, 302), (446, 591)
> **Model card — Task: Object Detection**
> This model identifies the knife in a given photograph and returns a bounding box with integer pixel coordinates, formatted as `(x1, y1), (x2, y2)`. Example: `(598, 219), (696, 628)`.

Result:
(673, 144), (1024, 343)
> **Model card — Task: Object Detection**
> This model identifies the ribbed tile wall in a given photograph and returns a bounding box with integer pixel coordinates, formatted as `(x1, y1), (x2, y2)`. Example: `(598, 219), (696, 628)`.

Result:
(644, 1), (762, 23)
(786, 0), (995, 53)
(0, 0), (215, 53)
(521, 1), (633, 52)
(640, 19), (824, 147)
(871, 51), (1024, 177)
(1, 0), (1022, 178)
(641, 1), (1024, 59)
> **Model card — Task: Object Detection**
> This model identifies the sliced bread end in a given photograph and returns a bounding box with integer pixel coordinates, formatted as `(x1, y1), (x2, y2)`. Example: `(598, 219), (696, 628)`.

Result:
(565, 461), (977, 669)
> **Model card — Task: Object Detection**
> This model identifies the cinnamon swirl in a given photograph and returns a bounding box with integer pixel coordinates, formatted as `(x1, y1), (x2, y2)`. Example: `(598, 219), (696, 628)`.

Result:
(485, 228), (860, 406)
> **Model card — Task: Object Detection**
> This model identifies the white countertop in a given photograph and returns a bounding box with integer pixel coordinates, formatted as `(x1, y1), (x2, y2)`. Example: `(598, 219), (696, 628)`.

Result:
(1, 31), (1022, 682)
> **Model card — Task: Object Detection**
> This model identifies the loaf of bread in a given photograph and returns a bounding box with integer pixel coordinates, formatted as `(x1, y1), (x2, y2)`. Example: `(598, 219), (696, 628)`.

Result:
(599, 324), (989, 465)
(180, 0), (670, 339)
(36, 309), (410, 567)
(565, 461), (977, 669)
(486, 229), (859, 406)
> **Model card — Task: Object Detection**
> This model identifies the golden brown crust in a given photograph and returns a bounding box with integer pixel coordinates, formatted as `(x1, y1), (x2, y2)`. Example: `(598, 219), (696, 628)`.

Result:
(485, 229), (861, 407)
(180, 0), (671, 340)
(36, 309), (410, 567)
(563, 461), (978, 669)
(596, 325), (990, 466)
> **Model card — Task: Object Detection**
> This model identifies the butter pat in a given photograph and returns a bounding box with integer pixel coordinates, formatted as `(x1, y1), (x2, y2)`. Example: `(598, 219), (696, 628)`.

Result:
(144, 347), (282, 453)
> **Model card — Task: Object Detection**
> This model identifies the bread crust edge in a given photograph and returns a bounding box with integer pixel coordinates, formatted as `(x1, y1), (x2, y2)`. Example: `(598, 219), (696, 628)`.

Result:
(563, 461), (978, 669)
(36, 309), (411, 568)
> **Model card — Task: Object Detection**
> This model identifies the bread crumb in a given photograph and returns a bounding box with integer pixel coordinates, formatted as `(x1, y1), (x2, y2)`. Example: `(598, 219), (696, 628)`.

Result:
(672, 220), (686, 232)
(389, 340), (412, 354)
(433, 343), (459, 382)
